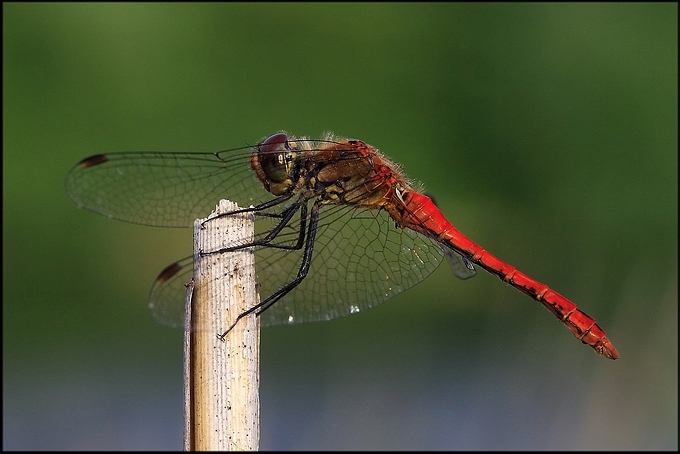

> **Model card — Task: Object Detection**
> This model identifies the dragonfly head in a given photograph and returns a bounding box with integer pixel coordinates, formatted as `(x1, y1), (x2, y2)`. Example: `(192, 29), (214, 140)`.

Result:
(251, 132), (298, 195)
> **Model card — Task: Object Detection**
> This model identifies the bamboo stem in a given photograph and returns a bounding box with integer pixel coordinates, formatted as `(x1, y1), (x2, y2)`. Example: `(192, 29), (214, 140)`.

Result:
(184, 199), (260, 451)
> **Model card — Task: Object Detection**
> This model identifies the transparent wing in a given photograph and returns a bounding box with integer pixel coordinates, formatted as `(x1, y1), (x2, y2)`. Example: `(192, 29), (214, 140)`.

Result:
(148, 201), (446, 329)
(256, 202), (444, 326)
(443, 247), (477, 280)
(149, 258), (195, 329)
(66, 146), (273, 228)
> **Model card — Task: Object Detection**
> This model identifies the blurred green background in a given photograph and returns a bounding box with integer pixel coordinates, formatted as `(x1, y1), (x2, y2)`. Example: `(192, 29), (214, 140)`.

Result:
(3, 2), (677, 450)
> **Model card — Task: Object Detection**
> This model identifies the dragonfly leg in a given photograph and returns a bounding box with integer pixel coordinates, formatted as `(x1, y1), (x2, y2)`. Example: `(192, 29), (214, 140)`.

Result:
(200, 192), (294, 227)
(201, 198), (308, 258)
(217, 201), (321, 340)
(248, 201), (308, 251)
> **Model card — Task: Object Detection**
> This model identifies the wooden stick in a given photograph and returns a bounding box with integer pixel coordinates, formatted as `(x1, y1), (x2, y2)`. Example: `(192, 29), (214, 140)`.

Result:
(184, 199), (260, 451)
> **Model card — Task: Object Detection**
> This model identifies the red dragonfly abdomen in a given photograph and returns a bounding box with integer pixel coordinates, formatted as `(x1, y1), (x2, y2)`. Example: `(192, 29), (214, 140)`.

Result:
(399, 191), (620, 360)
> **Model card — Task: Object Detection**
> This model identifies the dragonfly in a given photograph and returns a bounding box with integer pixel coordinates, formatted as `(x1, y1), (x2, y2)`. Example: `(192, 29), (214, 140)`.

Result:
(66, 132), (619, 359)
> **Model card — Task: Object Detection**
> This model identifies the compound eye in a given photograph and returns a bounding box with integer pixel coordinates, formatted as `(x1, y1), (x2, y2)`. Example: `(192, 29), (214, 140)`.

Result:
(259, 133), (289, 153)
